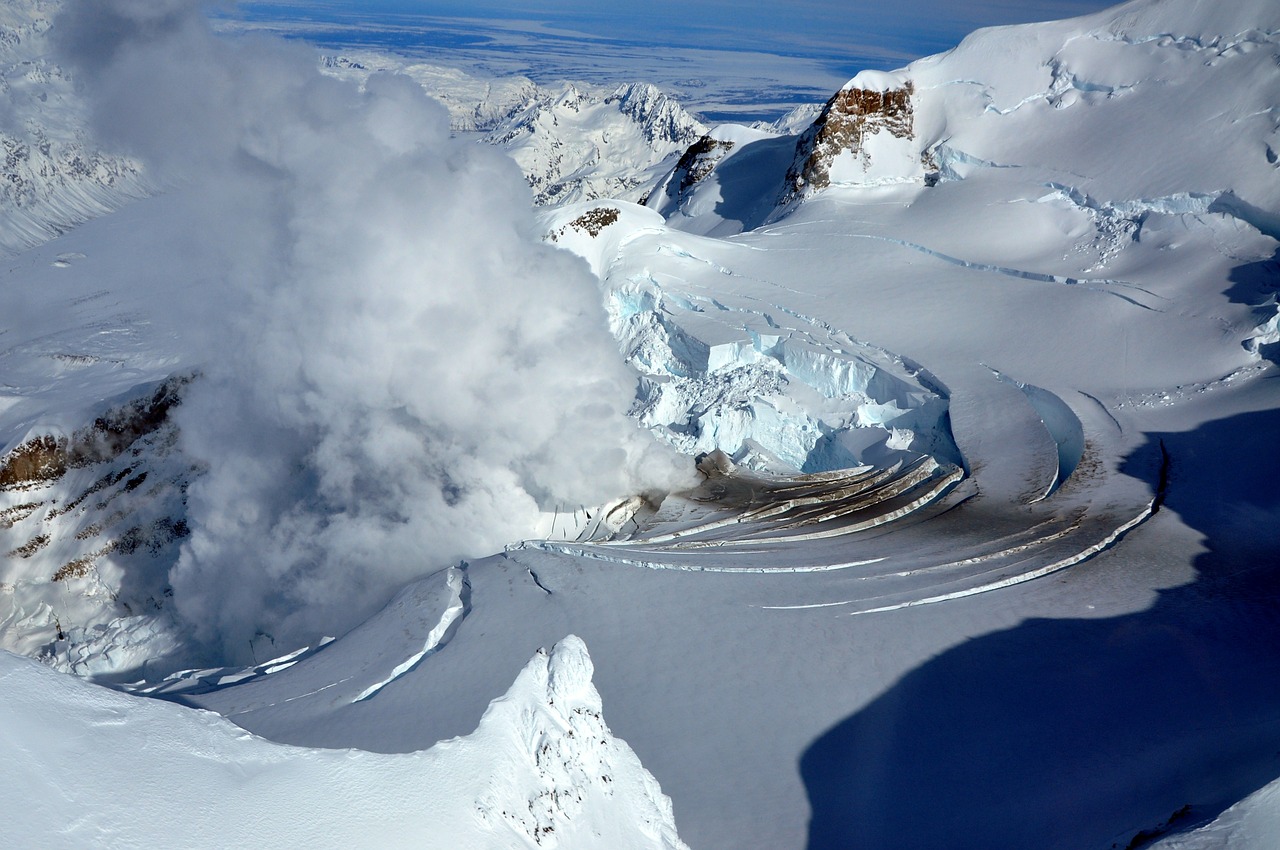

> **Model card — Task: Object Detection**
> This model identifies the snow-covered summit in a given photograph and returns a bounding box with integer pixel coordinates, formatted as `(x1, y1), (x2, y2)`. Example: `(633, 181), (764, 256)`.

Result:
(650, 0), (1280, 228)
(604, 82), (703, 148)
(483, 80), (706, 205)
(843, 69), (907, 93)
(318, 51), (543, 133)
(778, 69), (919, 206)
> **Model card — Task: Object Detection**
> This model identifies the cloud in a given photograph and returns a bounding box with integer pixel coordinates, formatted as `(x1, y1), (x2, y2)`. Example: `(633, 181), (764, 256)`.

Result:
(53, 0), (692, 662)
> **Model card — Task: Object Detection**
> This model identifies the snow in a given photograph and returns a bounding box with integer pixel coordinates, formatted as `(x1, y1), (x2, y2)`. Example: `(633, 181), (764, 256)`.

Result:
(843, 69), (907, 93)
(3, 0), (1280, 848)
(541, 198), (959, 474)
(317, 51), (543, 133)
(1, 636), (687, 850)
(324, 58), (710, 208)
(645, 127), (797, 236)
(352, 564), (469, 703)
(0, 1), (148, 253)
(823, 126), (920, 188)
(1151, 776), (1280, 849)
(483, 81), (705, 206)
(990, 367), (1086, 500)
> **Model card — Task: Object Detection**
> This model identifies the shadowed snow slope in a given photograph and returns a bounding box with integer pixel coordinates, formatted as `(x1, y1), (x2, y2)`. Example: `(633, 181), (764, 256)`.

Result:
(2, 635), (688, 850)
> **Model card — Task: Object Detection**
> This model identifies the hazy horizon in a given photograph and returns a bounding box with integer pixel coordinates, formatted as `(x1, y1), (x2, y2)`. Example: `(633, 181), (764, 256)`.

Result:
(218, 0), (1121, 120)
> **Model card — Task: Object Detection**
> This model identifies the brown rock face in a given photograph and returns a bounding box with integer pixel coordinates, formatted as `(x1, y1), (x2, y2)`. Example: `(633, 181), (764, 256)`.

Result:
(547, 206), (622, 241)
(643, 135), (735, 211)
(672, 136), (736, 196)
(0, 376), (187, 491)
(780, 81), (915, 206)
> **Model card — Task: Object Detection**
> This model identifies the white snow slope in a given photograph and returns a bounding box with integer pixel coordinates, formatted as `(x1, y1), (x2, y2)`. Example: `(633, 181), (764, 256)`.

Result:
(0, 0), (147, 252)
(4, 0), (1280, 849)
(1, 634), (687, 850)
(1151, 774), (1280, 849)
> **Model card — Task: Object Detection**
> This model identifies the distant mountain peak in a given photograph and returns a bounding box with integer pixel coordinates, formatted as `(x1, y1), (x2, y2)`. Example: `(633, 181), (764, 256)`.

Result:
(604, 82), (703, 147)
(482, 79), (706, 206)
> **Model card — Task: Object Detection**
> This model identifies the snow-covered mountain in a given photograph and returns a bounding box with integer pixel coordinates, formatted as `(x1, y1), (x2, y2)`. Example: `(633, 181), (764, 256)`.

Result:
(320, 52), (706, 205)
(318, 51), (544, 133)
(652, 0), (1280, 239)
(483, 81), (705, 205)
(4, 0), (1280, 848)
(0, 0), (147, 253)
(779, 70), (920, 206)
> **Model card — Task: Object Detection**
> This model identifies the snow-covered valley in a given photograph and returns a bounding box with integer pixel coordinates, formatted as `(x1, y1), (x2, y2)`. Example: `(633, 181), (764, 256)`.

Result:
(4, 0), (1280, 847)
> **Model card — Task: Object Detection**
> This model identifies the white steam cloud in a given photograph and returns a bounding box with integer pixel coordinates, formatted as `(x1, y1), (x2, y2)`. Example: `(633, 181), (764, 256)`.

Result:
(54, 0), (692, 661)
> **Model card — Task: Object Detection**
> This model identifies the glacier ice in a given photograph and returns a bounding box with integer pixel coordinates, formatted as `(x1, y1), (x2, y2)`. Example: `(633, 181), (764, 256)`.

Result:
(608, 273), (956, 474)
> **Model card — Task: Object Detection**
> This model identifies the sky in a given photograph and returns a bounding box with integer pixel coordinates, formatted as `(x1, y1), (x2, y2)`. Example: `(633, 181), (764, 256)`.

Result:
(224, 0), (1123, 119)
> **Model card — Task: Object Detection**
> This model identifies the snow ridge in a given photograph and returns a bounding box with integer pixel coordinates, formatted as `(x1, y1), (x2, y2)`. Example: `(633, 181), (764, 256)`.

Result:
(1, 635), (690, 850)
(0, 1), (149, 254)
(473, 636), (690, 849)
(353, 563), (470, 702)
(483, 81), (706, 205)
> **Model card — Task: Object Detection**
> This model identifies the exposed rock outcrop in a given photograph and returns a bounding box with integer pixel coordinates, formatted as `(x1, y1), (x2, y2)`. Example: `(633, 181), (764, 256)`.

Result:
(0, 376), (195, 676)
(660, 135), (735, 202)
(779, 71), (920, 206)
(0, 377), (188, 491)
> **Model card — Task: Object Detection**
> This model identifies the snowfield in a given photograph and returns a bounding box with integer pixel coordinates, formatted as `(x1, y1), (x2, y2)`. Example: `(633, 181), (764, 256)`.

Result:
(3, 0), (1280, 848)
(2, 635), (687, 850)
